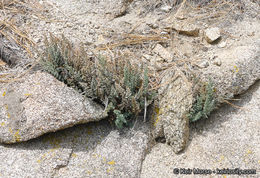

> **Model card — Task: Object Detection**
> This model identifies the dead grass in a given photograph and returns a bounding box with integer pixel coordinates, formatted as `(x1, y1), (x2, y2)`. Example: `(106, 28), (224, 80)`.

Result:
(96, 33), (170, 50)
(183, 0), (244, 25)
(222, 99), (249, 111)
(93, 0), (244, 91)
(0, 58), (40, 83)
(0, 0), (47, 57)
(0, 0), (49, 83)
(0, 0), (247, 88)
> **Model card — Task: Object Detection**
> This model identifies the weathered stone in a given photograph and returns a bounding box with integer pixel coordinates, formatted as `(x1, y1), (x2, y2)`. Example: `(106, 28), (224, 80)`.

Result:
(218, 41), (227, 48)
(0, 72), (107, 143)
(149, 19), (260, 155)
(197, 60), (209, 68)
(205, 27), (221, 43)
(107, 0), (128, 18)
(153, 44), (173, 62)
(171, 39), (194, 58)
(213, 58), (222, 66)
(149, 55), (164, 70)
(0, 40), (20, 67)
(141, 80), (260, 177)
(151, 67), (193, 153)
(160, 5), (172, 13)
(201, 39), (260, 100)
(173, 22), (200, 37)
(176, 14), (187, 20)
(142, 54), (153, 61)
(0, 119), (150, 177)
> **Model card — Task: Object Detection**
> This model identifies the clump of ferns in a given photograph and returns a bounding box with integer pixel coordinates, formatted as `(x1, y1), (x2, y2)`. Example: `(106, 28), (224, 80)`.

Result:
(188, 79), (217, 122)
(41, 34), (156, 129)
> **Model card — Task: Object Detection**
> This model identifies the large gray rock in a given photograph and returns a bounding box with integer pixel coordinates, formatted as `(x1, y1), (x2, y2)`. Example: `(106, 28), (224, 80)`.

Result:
(0, 119), (150, 178)
(141, 80), (260, 178)
(151, 67), (193, 153)
(201, 39), (260, 101)
(150, 21), (260, 154)
(0, 71), (106, 143)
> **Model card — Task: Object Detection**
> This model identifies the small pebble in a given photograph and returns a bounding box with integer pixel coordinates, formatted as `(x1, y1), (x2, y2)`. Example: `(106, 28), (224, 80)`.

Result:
(202, 47), (208, 52)
(198, 61), (209, 68)
(213, 58), (222, 66)
(34, 38), (41, 43)
(161, 5), (172, 12)
(218, 41), (226, 48)
(205, 27), (221, 43)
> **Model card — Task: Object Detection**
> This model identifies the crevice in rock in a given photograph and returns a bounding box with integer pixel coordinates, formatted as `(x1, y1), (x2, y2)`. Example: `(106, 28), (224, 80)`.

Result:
(0, 39), (20, 67)
(138, 130), (157, 178)
(52, 147), (74, 177)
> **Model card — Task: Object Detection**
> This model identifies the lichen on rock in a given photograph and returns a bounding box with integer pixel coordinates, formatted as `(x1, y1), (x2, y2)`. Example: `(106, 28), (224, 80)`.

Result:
(0, 72), (107, 143)
(151, 67), (193, 153)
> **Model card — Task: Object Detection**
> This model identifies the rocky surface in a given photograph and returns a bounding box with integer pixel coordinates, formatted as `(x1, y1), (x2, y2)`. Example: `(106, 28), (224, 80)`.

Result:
(202, 41), (260, 100)
(141, 80), (260, 178)
(0, 0), (259, 177)
(204, 27), (221, 43)
(151, 67), (193, 153)
(1, 0), (257, 153)
(0, 119), (150, 177)
(0, 72), (106, 143)
(150, 18), (260, 154)
(201, 21), (260, 100)
(172, 22), (200, 37)
(152, 44), (173, 63)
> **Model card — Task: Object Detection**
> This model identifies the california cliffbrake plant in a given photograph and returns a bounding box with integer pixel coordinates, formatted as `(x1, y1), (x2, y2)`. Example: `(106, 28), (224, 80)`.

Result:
(40, 34), (156, 129)
(188, 80), (216, 122)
